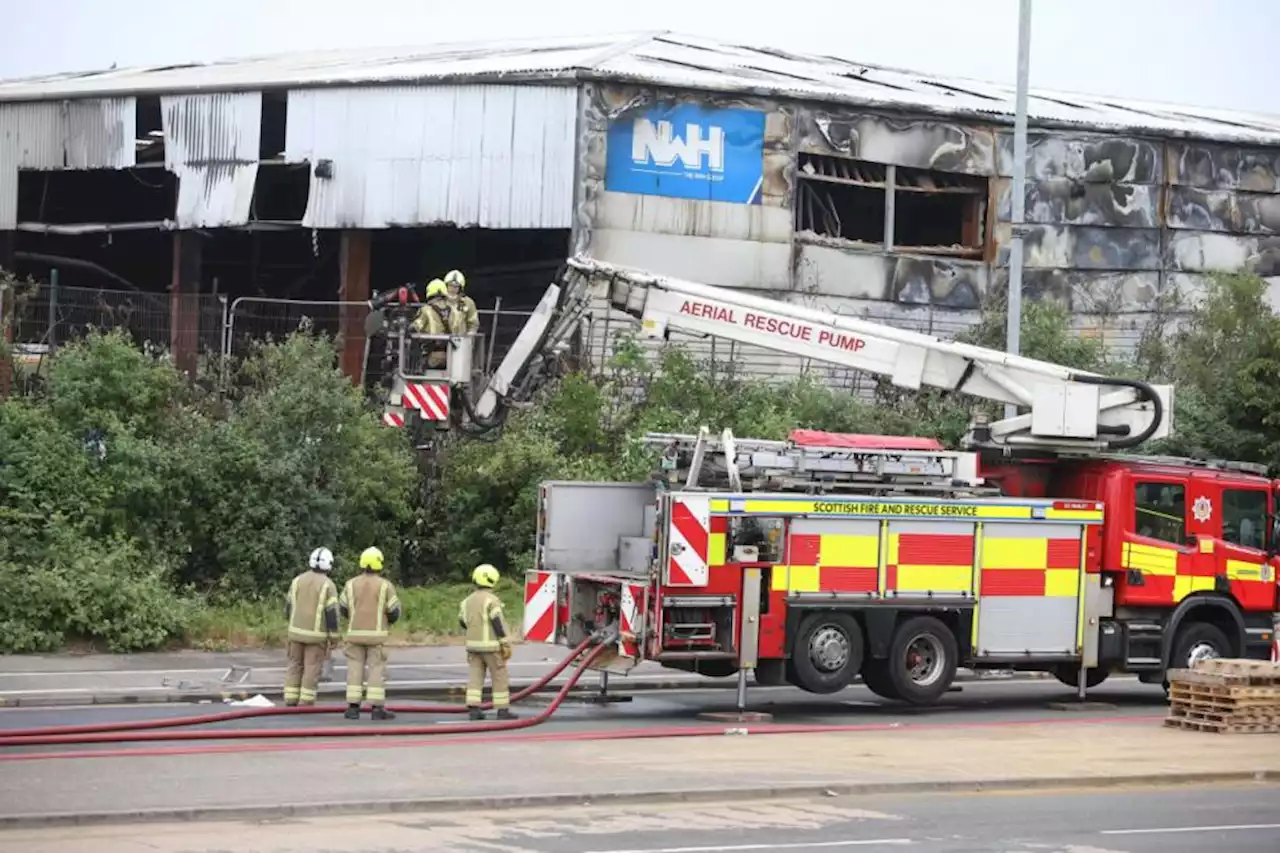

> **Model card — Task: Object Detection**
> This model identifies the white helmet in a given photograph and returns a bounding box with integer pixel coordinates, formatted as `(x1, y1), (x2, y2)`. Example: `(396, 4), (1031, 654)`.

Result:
(309, 547), (334, 572)
(443, 269), (466, 289)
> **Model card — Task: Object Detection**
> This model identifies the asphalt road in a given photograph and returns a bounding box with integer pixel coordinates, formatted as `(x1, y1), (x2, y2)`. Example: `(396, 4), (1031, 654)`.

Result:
(0, 676), (1168, 753)
(1, 783), (1275, 852)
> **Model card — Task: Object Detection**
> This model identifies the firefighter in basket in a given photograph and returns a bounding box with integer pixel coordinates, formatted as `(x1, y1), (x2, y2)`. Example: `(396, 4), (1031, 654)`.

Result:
(283, 547), (341, 707)
(412, 278), (450, 368)
(339, 546), (402, 720)
(442, 269), (479, 335)
(459, 564), (517, 721)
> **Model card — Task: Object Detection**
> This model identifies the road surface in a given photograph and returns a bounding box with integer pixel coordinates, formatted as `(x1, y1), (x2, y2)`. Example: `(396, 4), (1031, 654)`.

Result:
(0, 643), (1048, 706)
(0, 676), (1168, 747)
(1, 782), (1275, 852)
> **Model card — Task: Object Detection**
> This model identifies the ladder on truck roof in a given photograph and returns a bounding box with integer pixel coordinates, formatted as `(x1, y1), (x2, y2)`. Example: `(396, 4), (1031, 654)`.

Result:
(643, 428), (1000, 498)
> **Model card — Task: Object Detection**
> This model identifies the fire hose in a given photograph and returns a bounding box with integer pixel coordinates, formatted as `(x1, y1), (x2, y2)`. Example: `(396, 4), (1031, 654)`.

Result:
(0, 637), (608, 748)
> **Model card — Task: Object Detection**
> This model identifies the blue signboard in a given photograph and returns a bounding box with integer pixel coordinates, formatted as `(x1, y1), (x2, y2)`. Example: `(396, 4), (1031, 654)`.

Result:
(605, 104), (766, 205)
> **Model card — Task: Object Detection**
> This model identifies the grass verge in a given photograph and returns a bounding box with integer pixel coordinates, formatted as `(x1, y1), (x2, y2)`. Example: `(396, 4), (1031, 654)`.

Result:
(183, 580), (526, 651)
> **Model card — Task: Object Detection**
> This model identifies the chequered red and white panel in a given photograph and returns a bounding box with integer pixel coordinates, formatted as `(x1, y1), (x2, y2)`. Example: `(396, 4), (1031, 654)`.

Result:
(619, 583), (646, 659)
(666, 496), (710, 587)
(403, 383), (450, 421)
(523, 572), (559, 644)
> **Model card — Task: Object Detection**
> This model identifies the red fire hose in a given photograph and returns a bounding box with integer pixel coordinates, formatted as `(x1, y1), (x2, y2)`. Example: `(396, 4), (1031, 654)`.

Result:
(0, 639), (606, 748)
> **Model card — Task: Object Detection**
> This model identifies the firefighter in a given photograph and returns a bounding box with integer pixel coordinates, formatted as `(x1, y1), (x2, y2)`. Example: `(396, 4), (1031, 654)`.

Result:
(442, 269), (480, 335)
(411, 279), (449, 334)
(339, 546), (402, 720)
(459, 564), (517, 721)
(283, 547), (341, 707)
(413, 278), (450, 368)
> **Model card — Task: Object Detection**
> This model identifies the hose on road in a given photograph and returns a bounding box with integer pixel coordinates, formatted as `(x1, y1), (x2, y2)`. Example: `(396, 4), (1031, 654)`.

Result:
(0, 638), (606, 747)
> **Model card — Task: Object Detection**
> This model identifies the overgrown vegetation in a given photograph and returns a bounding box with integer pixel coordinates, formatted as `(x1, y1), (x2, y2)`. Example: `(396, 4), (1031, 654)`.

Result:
(0, 271), (1275, 653)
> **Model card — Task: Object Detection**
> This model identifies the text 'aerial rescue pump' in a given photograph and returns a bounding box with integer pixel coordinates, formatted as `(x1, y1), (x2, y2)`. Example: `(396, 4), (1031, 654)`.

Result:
(522, 257), (1280, 706)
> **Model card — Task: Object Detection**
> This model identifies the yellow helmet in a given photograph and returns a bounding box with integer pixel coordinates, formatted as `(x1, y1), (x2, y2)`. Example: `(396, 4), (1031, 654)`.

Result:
(425, 278), (447, 299)
(472, 564), (499, 588)
(359, 546), (385, 572)
(443, 269), (466, 290)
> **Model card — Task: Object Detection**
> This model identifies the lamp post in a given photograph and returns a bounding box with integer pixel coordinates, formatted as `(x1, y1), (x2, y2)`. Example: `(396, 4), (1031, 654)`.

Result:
(1005, 0), (1033, 421)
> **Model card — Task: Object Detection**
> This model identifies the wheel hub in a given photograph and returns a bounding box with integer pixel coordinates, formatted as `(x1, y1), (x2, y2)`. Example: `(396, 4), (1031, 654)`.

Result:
(905, 634), (944, 686)
(1186, 641), (1220, 667)
(809, 626), (850, 672)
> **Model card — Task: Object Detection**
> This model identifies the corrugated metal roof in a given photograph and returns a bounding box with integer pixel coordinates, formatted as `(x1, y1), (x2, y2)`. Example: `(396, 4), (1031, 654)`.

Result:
(0, 32), (1276, 147)
(162, 92), (261, 227)
(284, 84), (577, 229)
(0, 97), (135, 228)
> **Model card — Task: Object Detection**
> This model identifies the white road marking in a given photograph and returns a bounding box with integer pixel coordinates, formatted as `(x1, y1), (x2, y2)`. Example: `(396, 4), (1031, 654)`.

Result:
(583, 840), (912, 853)
(1101, 823), (1280, 835)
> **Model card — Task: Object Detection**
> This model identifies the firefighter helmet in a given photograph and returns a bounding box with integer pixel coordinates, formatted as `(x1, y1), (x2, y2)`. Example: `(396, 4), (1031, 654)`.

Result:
(425, 278), (447, 299)
(308, 547), (334, 572)
(472, 564), (499, 588)
(359, 546), (385, 572)
(443, 269), (466, 290)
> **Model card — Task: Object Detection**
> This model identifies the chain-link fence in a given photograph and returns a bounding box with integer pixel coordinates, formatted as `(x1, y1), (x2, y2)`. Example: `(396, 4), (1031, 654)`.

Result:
(2, 279), (225, 368)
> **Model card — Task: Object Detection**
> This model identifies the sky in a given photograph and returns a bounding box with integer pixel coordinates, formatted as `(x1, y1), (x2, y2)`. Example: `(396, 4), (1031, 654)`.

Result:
(2, 0), (1277, 115)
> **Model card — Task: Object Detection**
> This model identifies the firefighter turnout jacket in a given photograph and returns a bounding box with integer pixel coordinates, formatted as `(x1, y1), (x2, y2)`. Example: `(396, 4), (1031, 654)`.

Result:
(286, 570), (340, 644)
(459, 588), (508, 652)
(340, 572), (402, 644)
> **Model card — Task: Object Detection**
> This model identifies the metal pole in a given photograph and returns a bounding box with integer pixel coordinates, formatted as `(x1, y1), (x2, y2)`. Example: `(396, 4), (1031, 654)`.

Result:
(735, 666), (748, 712)
(47, 268), (59, 351)
(486, 296), (501, 377)
(1004, 0), (1033, 421)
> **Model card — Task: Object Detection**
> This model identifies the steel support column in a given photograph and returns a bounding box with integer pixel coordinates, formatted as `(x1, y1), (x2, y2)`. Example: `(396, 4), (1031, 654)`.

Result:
(169, 231), (202, 378)
(338, 230), (371, 385)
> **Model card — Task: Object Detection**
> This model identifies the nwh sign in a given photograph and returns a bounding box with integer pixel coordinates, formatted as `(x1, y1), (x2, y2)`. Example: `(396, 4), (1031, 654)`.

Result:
(605, 104), (765, 205)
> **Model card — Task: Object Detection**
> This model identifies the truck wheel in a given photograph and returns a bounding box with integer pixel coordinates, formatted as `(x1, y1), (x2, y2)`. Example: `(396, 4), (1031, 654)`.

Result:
(791, 611), (864, 694)
(859, 659), (902, 701)
(885, 616), (959, 705)
(1170, 621), (1231, 671)
(1053, 664), (1110, 689)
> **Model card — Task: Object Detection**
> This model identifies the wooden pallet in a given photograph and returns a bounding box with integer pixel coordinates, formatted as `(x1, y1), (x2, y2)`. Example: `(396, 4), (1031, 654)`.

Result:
(1164, 716), (1280, 734)
(1165, 659), (1280, 734)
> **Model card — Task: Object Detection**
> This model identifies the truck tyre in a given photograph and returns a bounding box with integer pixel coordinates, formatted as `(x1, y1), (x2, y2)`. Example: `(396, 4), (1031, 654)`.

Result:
(791, 611), (864, 694)
(1170, 621), (1231, 671)
(1052, 664), (1110, 689)
(858, 659), (902, 701)
(884, 616), (959, 705)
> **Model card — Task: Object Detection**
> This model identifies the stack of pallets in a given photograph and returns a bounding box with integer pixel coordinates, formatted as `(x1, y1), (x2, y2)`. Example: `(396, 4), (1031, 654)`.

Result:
(1165, 658), (1280, 734)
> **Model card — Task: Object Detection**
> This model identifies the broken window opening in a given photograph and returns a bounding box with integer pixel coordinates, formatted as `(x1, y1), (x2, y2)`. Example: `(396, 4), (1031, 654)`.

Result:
(135, 97), (164, 165)
(251, 162), (310, 222)
(795, 152), (886, 243)
(17, 168), (177, 225)
(892, 166), (986, 255)
(260, 91), (288, 160)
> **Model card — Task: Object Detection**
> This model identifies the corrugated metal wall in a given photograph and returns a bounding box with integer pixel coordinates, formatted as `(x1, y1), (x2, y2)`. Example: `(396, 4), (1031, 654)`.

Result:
(0, 98), (135, 229)
(284, 84), (577, 229)
(162, 92), (262, 228)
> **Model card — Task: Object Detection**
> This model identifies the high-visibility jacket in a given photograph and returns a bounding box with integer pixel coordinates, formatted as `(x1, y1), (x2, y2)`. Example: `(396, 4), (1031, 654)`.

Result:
(444, 295), (479, 335)
(339, 572), (402, 645)
(285, 570), (340, 645)
(411, 301), (448, 334)
(459, 588), (508, 652)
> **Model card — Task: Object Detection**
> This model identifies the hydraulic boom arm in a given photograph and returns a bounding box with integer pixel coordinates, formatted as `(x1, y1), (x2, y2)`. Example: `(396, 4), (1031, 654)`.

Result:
(566, 256), (1171, 454)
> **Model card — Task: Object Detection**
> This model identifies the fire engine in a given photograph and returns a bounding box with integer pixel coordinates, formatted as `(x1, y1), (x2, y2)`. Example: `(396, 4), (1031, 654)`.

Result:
(521, 257), (1280, 706)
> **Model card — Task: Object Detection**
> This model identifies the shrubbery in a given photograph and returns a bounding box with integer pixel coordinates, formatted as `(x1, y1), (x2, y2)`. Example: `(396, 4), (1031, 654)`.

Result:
(1, 271), (1276, 652)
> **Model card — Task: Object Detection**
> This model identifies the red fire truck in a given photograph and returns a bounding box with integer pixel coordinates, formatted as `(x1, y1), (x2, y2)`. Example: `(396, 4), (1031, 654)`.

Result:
(521, 259), (1279, 705)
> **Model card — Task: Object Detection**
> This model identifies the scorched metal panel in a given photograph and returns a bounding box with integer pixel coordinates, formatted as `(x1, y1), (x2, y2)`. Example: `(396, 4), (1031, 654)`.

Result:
(284, 84), (576, 229)
(162, 92), (262, 228)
